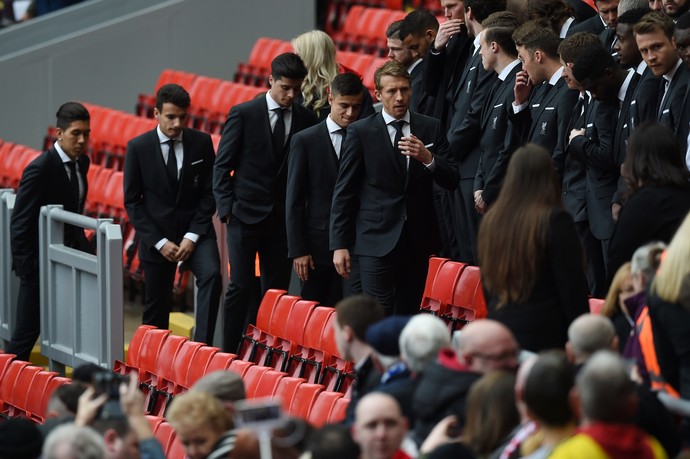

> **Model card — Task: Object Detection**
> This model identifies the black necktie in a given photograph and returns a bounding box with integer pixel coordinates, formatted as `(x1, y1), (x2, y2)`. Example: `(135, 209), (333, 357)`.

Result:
(337, 128), (347, 159)
(272, 108), (286, 161)
(165, 139), (178, 189)
(66, 161), (79, 205)
(392, 120), (407, 178)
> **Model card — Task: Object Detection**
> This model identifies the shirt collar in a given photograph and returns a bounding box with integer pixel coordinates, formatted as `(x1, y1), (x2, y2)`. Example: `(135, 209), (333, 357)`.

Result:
(53, 141), (73, 163)
(618, 69), (635, 104)
(498, 59), (521, 81)
(472, 31), (482, 53)
(156, 125), (183, 144)
(559, 17), (575, 38)
(663, 58), (683, 83)
(326, 115), (343, 134)
(407, 58), (423, 73)
(636, 60), (647, 76)
(381, 109), (411, 125)
(266, 91), (288, 112)
(548, 66), (564, 86)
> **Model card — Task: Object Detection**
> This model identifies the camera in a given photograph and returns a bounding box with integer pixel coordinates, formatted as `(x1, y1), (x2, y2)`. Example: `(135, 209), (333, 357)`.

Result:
(92, 371), (129, 420)
(233, 398), (283, 430)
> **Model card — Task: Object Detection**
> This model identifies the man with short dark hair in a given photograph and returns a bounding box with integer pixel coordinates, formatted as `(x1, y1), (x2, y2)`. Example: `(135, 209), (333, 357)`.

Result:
(675, 11), (690, 68)
(286, 73), (364, 305)
(399, 10), (440, 114)
(663, 0), (690, 19)
(125, 84), (222, 343)
(568, 0), (621, 52)
(214, 53), (318, 353)
(9, 101), (92, 361)
(330, 61), (458, 315)
(386, 20), (415, 69)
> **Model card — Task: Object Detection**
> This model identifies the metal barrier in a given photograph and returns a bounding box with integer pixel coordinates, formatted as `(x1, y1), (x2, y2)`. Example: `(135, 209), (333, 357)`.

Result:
(0, 189), (19, 349)
(39, 205), (123, 373)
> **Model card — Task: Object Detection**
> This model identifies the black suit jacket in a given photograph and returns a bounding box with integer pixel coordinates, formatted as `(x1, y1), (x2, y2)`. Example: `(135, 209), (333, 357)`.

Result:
(409, 60), (425, 114)
(475, 64), (522, 204)
(11, 148), (90, 277)
(286, 121), (341, 266)
(124, 127), (217, 263)
(562, 95), (591, 224)
(330, 111), (459, 259)
(509, 76), (579, 177)
(566, 14), (605, 36)
(447, 49), (498, 179)
(657, 62), (689, 133)
(213, 95), (318, 225)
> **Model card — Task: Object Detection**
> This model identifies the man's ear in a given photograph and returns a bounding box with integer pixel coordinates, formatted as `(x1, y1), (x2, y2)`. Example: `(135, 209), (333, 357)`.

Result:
(375, 89), (382, 102)
(569, 386), (582, 422)
(343, 324), (355, 343)
(103, 429), (120, 453)
(565, 342), (576, 363)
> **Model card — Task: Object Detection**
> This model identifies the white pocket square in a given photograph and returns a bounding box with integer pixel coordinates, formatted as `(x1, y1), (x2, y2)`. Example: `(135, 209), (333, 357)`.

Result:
(191, 159), (204, 165)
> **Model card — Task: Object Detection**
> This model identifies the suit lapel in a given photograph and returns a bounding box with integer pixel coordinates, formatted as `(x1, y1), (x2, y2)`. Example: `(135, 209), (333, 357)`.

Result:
(529, 78), (562, 138)
(377, 114), (406, 182)
(319, 122), (340, 170)
(453, 50), (481, 101)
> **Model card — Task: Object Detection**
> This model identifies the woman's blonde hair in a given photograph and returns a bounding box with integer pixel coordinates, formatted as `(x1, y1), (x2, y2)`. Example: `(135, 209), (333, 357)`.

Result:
(167, 390), (231, 433)
(602, 262), (631, 317)
(651, 211), (690, 303)
(291, 30), (339, 114)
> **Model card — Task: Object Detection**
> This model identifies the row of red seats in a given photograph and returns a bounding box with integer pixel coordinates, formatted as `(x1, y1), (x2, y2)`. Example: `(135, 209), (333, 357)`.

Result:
(324, 0), (442, 35)
(239, 290), (355, 394)
(0, 140), (41, 190)
(137, 69), (265, 134)
(332, 6), (407, 56)
(0, 352), (70, 423)
(234, 38), (293, 87)
(149, 418), (185, 459)
(337, 51), (389, 97)
(114, 325), (349, 425)
(420, 257), (488, 331)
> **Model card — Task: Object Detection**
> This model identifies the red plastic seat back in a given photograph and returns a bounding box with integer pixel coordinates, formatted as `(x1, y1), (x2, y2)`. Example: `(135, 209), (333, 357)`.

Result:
(256, 289), (287, 331)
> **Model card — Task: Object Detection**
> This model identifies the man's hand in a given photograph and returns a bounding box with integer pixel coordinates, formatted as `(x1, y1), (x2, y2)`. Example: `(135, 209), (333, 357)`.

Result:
(333, 249), (351, 279)
(159, 241), (180, 262)
(514, 70), (534, 107)
(120, 372), (155, 441)
(612, 203), (622, 222)
(474, 190), (487, 214)
(176, 238), (196, 262)
(398, 134), (433, 165)
(434, 19), (464, 49)
(569, 128), (585, 144)
(420, 415), (462, 454)
(74, 386), (108, 427)
(293, 255), (315, 282)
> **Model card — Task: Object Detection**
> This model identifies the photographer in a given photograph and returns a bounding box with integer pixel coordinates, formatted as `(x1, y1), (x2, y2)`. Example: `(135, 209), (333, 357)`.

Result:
(75, 372), (165, 459)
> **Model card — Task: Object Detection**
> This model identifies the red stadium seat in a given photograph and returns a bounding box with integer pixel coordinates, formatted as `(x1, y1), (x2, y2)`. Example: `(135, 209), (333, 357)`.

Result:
(329, 397), (350, 423)
(0, 360), (29, 417)
(137, 329), (172, 383)
(307, 391), (344, 427)
(146, 414), (165, 433)
(242, 365), (271, 399)
(154, 421), (177, 453)
(421, 259), (467, 316)
(589, 297), (605, 314)
(251, 369), (287, 399)
(286, 307), (334, 383)
(185, 346), (221, 388)
(288, 383), (324, 419)
(113, 324), (156, 375)
(6, 365), (41, 417)
(273, 377), (304, 413)
(205, 351), (238, 373)
(144, 334), (187, 414)
(25, 370), (57, 422)
(444, 266), (486, 330)
(40, 377), (71, 419)
(0, 353), (16, 382)
(227, 359), (255, 378)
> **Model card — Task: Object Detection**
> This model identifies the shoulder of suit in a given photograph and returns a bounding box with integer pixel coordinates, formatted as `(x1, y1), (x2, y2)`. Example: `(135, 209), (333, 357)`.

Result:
(293, 102), (319, 123)
(410, 111), (440, 128)
(128, 128), (158, 146)
(293, 119), (327, 139)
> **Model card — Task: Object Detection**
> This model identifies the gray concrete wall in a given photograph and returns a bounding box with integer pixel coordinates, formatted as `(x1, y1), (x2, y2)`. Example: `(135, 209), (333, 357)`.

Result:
(0, 0), (316, 149)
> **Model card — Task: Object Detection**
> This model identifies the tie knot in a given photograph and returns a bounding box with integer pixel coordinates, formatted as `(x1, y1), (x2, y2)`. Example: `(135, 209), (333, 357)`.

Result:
(274, 107), (286, 119)
(166, 138), (175, 148)
(392, 120), (405, 132)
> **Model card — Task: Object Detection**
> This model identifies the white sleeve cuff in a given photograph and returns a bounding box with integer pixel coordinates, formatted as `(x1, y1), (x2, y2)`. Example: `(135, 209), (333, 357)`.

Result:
(183, 233), (199, 243)
(512, 100), (529, 114)
(155, 238), (169, 251)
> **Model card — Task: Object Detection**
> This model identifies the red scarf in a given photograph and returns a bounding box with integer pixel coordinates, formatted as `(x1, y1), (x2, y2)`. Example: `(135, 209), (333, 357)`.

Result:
(578, 423), (656, 459)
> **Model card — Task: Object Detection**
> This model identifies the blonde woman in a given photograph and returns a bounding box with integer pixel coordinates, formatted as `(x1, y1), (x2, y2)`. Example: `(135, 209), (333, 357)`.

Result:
(292, 30), (374, 120)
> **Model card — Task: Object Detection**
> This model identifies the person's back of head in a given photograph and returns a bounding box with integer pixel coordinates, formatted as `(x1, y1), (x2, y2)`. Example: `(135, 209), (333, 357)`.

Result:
(526, 0), (574, 34)
(334, 295), (385, 361)
(399, 314), (450, 374)
(523, 351), (575, 427)
(42, 424), (106, 459)
(466, 0), (509, 25)
(365, 315), (411, 371)
(91, 417), (134, 459)
(576, 350), (637, 423)
(308, 423), (360, 459)
(618, 0), (649, 15)
(566, 314), (617, 363)
(191, 370), (246, 403)
(46, 383), (88, 419)
(630, 241), (666, 291)
(0, 418), (44, 459)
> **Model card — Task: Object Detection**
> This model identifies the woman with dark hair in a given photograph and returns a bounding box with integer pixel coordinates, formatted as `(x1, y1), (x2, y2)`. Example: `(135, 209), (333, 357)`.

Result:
(607, 122), (690, 280)
(477, 144), (589, 352)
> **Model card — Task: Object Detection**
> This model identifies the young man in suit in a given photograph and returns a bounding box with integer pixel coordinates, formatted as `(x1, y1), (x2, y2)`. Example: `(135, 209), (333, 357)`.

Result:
(399, 10), (439, 115)
(568, 0), (620, 53)
(509, 22), (579, 180)
(8, 102), (92, 361)
(330, 60), (458, 316)
(214, 53), (318, 353)
(124, 84), (221, 344)
(445, 0), (505, 264)
(473, 12), (524, 213)
(286, 73), (364, 305)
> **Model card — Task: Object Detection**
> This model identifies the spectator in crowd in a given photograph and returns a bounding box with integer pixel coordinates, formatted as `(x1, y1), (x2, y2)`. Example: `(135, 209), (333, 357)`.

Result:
(330, 60), (458, 315)
(167, 391), (233, 459)
(550, 351), (667, 459)
(42, 424), (106, 459)
(8, 101), (92, 361)
(352, 393), (410, 459)
(307, 423), (360, 459)
(649, 0), (664, 11)
(286, 72), (364, 306)
(41, 383), (89, 437)
(526, 0), (577, 37)
(478, 144), (589, 352)
(521, 352), (576, 459)
(0, 418), (43, 459)
(332, 295), (385, 425)
(675, 12), (690, 69)
(73, 363), (109, 387)
(601, 262), (635, 352)
(568, 0), (620, 53)
(213, 53), (318, 353)
(607, 122), (690, 278)
(648, 211), (690, 441)
(412, 319), (519, 445)
(291, 30), (374, 121)
(663, 0), (690, 18)
(124, 83), (222, 344)
(399, 9), (439, 114)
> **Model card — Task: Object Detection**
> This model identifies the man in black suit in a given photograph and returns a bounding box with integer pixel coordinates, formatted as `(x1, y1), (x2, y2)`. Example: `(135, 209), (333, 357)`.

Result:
(124, 84), (221, 344)
(399, 10), (440, 115)
(509, 22), (579, 180)
(286, 73), (364, 306)
(473, 12), (524, 212)
(445, 0), (505, 263)
(8, 102), (92, 361)
(214, 53), (318, 353)
(568, 0), (620, 52)
(330, 61), (458, 315)
(635, 12), (689, 131)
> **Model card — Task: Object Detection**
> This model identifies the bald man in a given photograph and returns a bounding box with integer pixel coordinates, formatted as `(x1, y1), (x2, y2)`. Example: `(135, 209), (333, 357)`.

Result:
(352, 393), (409, 459)
(566, 313), (618, 365)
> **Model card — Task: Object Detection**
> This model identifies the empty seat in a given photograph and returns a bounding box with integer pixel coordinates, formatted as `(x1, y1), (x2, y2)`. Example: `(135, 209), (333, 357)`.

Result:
(307, 391), (344, 427)
(205, 351), (238, 373)
(286, 307), (334, 383)
(238, 289), (288, 363)
(185, 346), (221, 388)
(114, 324), (156, 375)
(6, 365), (42, 417)
(40, 377), (71, 419)
(421, 259), (467, 316)
(242, 365), (271, 399)
(25, 370), (58, 422)
(328, 397), (350, 423)
(227, 359), (255, 378)
(251, 369), (287, 399)
(589, 297), (605, 314)
(288, 383), (324, 419)
(444, 265), (486, 330)
(273, 377), (304, 413)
